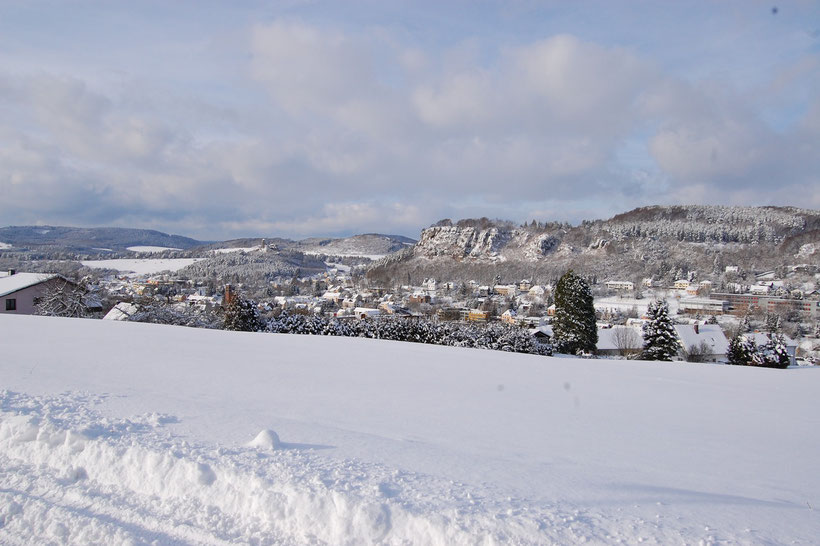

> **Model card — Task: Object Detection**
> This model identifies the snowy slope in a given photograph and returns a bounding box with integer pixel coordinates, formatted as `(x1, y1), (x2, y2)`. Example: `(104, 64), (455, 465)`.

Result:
(81, 258), (203, 276)
(2, 315), (819, 544)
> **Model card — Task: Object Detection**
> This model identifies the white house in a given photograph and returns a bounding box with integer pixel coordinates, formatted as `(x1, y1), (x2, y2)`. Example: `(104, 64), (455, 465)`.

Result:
(596, 326), (644, 357)
(673, 323), (730, 363)
(0, 272), (65, 315)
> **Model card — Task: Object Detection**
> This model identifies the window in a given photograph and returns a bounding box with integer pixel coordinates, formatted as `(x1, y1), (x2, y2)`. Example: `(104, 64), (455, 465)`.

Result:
(5, 298), (16, 311)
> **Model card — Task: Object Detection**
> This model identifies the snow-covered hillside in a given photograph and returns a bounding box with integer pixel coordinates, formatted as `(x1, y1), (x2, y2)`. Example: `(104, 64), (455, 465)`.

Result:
(81, 258), (203, 276)
(2, 315), (819, 544)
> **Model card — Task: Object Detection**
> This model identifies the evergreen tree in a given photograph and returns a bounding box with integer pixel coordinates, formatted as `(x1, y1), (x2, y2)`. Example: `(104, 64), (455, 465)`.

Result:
(552, 270), (597, 354)
(726, 334), (790, 369)
(726, 334), (752, 366)
(224, 296), (264, 332)
(641, 299), (679, 361)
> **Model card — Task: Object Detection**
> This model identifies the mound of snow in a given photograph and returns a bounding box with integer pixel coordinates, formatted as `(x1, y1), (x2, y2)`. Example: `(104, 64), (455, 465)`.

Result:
(247, 429), (281, 450)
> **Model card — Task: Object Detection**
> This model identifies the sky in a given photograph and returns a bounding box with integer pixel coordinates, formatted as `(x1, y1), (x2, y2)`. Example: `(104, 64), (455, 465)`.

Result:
(1, 0), (819, 240)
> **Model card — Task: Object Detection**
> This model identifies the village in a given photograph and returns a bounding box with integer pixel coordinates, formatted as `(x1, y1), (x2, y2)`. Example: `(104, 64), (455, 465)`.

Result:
(3, 254), (817, 365)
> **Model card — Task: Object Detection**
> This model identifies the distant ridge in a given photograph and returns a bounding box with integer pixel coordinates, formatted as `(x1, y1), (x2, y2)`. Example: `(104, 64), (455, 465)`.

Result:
(0, 226), (206, 252)
(366, 205), (820, 285)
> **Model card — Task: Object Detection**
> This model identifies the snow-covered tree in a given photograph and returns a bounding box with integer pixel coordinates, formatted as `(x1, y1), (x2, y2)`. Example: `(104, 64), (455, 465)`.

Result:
(726, 334), (752, 366)
(224, 296), (264, 332)
(552, 270), (597, 354)
(641, 299), (679, 361)
(34, 278), (89, 318)
(726, 334), (790, 369)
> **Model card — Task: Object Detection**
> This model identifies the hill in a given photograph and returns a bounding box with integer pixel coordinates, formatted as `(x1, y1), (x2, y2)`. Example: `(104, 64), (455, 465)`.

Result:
(1, 314), (819, 543)
(0, 225), (206, 252)
(366, 205), (820, 285)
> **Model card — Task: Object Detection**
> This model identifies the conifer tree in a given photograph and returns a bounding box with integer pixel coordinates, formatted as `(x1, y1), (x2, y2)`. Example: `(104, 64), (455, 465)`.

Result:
(726, 334), (752, 366)
(224, 296), (264, 332)
(641, 299), (679, 361)
(552, 270), (597, 354)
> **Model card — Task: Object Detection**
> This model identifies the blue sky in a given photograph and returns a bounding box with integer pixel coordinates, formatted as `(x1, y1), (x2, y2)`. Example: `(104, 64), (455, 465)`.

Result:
(1, 0), (818, 239)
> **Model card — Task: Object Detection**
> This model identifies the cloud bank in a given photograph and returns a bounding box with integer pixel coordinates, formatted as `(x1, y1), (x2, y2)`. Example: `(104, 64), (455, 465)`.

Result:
(0, 3), (817, 239)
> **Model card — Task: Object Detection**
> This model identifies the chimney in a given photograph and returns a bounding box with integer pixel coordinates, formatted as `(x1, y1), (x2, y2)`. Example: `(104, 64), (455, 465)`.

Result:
(694, 323), (699, 334)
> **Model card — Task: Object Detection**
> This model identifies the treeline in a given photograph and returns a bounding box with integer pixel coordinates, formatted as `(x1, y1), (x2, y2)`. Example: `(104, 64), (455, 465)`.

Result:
(265, 311), (552, 356)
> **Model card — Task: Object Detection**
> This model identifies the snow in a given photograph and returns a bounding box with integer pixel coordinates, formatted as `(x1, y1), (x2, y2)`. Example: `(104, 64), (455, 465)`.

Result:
(81, 258), (203, 276)
(2, 314), (820, 544)
(102, 302), (139, 321)
(0, 241), (12, 249)
(303, 250), (386, 260)
(0, 272), (56, 297)
(210, 246), (260, 254)
(127, 246), (182, 253)
(674, 324), (730, 355)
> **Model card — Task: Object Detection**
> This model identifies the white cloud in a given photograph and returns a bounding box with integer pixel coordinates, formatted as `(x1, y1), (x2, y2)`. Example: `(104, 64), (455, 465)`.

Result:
(1, 8), (818, 239)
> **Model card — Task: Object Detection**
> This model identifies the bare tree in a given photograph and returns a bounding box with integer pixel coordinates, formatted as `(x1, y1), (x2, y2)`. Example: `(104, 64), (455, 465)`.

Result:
(612, 327), (642, 358)
(34, 278), (89, 318)
(684, 340), (713, 362)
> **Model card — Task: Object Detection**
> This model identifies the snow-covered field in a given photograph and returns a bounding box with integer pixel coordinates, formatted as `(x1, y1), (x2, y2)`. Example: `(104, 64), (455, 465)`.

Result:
(127, 246), (182, 253)
(80, 258), (203, 276)
(0, 241), (12, 249)
(210, 246), (261, 254)
(2, 315), (819, 544)
(302, 250), (386, 260)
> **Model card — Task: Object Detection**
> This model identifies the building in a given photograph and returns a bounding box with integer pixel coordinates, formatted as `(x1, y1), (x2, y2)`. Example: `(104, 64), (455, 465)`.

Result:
(494, 284), (517, 297)
(678, 297), (730, 315)
(710, 293), (820, 319)
(596, 326), (644, 358)
(674, 324), (729, 363)
(467, 309), (489, 323)
(0, 271), (67, 315)
(500, 309), (518, 325)
(605, 281), (634, 291)
(674, 279), (691, 290)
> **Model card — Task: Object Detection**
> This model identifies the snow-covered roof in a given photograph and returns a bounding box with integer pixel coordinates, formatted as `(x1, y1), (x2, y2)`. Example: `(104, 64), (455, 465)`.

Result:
(103, 302), (139, 321)
(745, 332), (797, 348)
(0, 273), (58, 298)
(673, 324), (729, 355)
(596, 326), (644, 351)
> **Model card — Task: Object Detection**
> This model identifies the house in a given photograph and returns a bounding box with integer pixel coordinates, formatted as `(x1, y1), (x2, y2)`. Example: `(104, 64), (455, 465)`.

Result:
(467, 309), (489, 322)
(674, 279), (691, 290)
(528, 285), (546, 299)
(500, 309), (518, 325)
(494, 284), (517, 297)
(529, 325), (553, 348)
(596, 326), (644, 357)
(103, 302), (139, 321)
(0, 271), (69, 315)
(408, 292), (431, 304)
(605, 281), (634, 291)
(518, 279), (532, 291)
(673, 323), (729, 363)
(749, 284), (771, 295)
(353, 307), (380, 319)
(342, 295), (362, 309)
